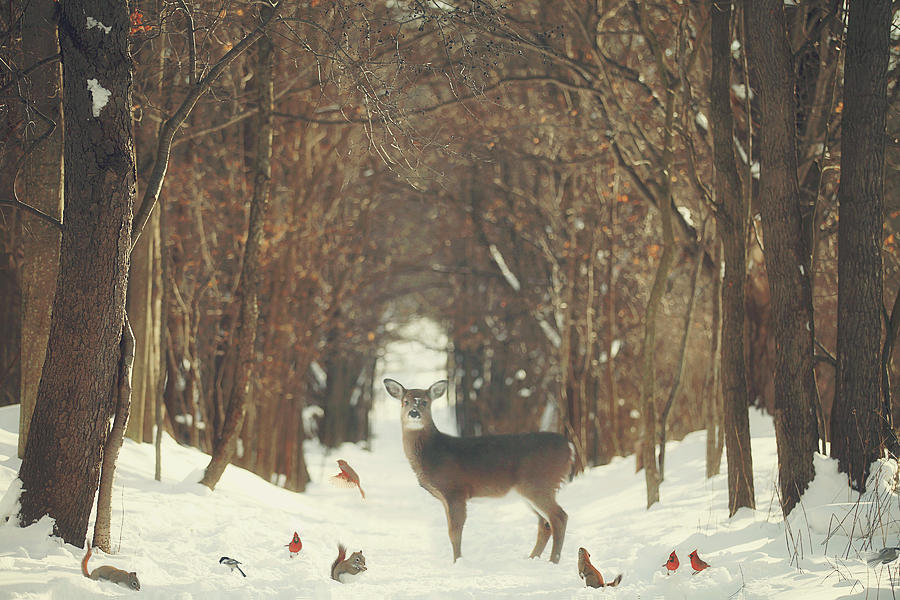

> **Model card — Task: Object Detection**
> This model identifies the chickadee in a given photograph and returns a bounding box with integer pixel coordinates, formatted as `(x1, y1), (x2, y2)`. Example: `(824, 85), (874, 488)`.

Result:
(867, 547), (900, 567)
(219, 556), (246, 577)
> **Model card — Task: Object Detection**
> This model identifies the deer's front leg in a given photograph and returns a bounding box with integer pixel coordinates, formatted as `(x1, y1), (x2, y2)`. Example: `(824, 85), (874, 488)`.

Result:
(441, 493), (467, 562)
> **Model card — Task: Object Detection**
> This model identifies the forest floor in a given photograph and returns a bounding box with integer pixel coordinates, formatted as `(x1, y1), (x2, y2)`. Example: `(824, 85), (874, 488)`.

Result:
(0, 328), (898, 599)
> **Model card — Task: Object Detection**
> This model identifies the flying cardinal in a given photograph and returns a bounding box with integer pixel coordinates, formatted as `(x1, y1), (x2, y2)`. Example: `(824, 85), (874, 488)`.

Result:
(286, 532), (302, 557)
(689, 550), (710, 574)
(331, 459), (366, 499)
(663, 550), (679, 574)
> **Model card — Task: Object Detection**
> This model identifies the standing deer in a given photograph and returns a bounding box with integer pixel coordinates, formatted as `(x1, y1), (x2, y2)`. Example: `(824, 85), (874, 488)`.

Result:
(384, 378), (573, 563)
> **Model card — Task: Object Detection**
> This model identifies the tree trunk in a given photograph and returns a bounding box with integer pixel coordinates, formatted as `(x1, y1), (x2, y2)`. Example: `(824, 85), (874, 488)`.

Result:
(605, 185), (619, 456)
(126, 208), (162, 443)
(18, 0), (135, 545)
(638, 86), (676, 509)
(200, 31), (273, 490)
(658, 241), (704, 482)
(94, 317), (135, 552)
(711, 0), (755, 515)
(744, 0), (819, 516)
(706, 240), (725, 478)
(18, 0), (64, 455)
(831, 0), (890, 491)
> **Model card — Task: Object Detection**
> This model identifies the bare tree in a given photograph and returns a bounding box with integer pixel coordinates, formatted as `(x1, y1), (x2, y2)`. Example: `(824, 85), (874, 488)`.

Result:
(831, 0), (891, 491)
(743, 0), (819, 516)
(711, 0), (755, 515)
(17, 0), (136, 545)
(200, 26), (274, 490)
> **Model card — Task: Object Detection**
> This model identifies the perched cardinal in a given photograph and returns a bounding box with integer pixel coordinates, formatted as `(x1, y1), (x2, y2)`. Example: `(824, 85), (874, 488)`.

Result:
(331, 459), (366, 500)
(689, 549), (710, 574)
(663, 550), (679, 574)
(286, 532), (302, 557)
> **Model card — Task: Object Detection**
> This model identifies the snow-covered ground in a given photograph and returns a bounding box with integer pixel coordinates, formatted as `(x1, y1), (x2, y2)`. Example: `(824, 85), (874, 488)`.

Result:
(1, 323), (899, 598)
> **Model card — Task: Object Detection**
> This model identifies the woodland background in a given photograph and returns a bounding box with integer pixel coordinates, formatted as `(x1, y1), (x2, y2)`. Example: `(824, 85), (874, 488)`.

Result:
(0, 0), (898, 552)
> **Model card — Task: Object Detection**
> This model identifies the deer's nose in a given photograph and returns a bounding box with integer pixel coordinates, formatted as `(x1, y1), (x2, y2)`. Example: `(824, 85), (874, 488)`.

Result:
(408, 409), (420, 419)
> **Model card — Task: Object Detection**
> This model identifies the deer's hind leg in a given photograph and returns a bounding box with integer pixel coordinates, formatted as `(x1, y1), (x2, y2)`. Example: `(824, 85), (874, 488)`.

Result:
(521, 491), (567, 564)
(529, 511), (552, 559)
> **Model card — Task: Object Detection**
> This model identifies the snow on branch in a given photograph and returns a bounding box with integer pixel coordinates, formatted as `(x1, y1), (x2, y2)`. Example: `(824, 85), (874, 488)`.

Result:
(488, 244), (521, 291)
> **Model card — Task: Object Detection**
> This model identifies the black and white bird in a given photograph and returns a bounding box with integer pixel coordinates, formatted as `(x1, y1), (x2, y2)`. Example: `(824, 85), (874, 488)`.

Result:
(219, 556), (247, 577)
(866, 547), (900, 567)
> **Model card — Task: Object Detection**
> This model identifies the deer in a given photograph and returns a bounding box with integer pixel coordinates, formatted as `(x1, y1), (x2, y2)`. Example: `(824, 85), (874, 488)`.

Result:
(383, 378), (573, 564)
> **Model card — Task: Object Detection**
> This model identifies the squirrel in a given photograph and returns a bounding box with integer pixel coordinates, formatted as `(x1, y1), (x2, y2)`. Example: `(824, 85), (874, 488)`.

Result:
(577, 547), (621, 588)
(330, 543), (367, 583)
(82, 541), (141, 591)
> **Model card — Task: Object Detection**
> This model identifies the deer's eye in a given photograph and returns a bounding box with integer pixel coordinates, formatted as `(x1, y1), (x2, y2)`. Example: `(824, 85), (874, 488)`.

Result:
(421, 400), (428, 407)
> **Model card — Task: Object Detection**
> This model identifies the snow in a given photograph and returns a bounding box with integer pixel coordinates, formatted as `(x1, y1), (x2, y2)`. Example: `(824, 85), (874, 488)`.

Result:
(1, 324), (900, 598)
(87, 79), (111, 117)
(488, 244), (521, 292)
(86, 17), (111, 34)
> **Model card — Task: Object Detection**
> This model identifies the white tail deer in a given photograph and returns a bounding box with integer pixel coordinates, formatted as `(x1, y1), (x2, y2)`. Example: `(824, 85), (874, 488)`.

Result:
(383, 378), (573, 563)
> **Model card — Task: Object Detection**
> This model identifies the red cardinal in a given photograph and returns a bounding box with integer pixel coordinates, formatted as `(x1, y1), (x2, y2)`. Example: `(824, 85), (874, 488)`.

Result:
(663, 550), (679, 574)
(689, 549), (710, 574)
(286, 532), (302, 557)
(331, 459), (366, 500)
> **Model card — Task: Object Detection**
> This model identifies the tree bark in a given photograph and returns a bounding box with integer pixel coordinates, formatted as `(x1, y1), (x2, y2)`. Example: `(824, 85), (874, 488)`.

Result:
(94, 316), (135, 552)
(744, 0), (819, 516)
(831, 0), (890, 491)
(705, 240), (725, 478)
(200, 30), (274, 490)
(658, 240), (704, 482)
(18, 0), (64, 455)
(711, 0), (755, 515)
(126, 209), (162, 443)
(636, 3), (678, 508)
(18, 0), (135, 545)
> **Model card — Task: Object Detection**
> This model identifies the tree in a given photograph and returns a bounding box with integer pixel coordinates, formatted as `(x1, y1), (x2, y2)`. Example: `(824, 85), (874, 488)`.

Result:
(18, 0), (136, 544)
(831, 0), (891, 491)
(743, 0), (819, 516)
(710, 0), (755, 515)
(200, 27), (274, 490)
(18, 0), (63, 455)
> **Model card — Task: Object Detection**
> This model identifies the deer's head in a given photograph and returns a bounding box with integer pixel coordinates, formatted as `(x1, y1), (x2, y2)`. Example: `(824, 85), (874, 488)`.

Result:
(383, 379), (447, 432)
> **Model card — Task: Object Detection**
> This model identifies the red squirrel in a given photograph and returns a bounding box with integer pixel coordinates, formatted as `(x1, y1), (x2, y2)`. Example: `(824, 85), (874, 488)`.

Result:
(577, 547), (621, 588)
(82, 541), (141, 591)
(330, 544), (366, 583)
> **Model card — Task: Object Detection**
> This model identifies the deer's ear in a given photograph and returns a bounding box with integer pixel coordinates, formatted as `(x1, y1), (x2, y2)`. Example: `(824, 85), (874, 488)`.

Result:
(384, 378), (405, 399)
(428, 380), (448, 399)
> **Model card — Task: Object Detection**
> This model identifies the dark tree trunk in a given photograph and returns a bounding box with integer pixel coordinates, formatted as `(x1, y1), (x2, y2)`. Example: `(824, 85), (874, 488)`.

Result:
(831, 0), (890, 491)
(18, 0), (135, 545)
(744, 0), (819, 516)
(18, 0), (64, 453)
(711, 0), (755, 516)
(200, 30), (274, 490)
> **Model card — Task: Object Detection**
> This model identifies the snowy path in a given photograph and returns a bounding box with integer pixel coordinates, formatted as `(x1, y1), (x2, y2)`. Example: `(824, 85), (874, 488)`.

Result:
(0, 324), (897, 598)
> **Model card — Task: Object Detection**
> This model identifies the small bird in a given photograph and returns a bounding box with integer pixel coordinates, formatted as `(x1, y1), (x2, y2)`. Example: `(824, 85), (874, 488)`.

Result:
(663, 550), (679, 574)
(219, 556), (246, 577)
(286, 532), (302, 557)
(689, 549), (710, 574)
(866, 546), (900, 567)
(331, 459), (366, 500)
